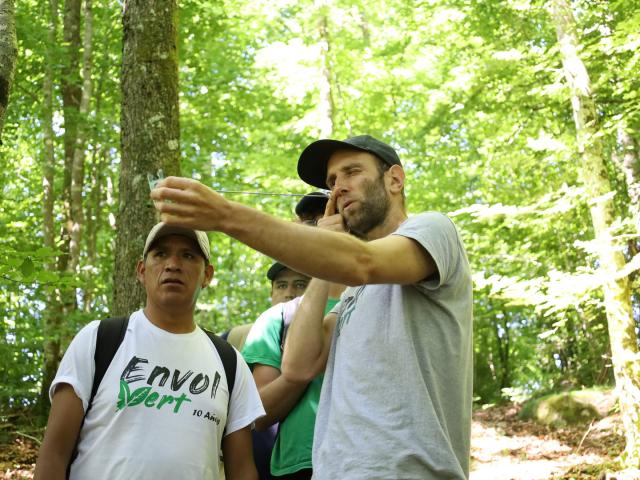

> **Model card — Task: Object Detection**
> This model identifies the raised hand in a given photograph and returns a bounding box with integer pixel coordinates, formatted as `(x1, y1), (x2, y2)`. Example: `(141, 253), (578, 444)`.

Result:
(150, 176), (230, 231)
(316, 191), (346, 233)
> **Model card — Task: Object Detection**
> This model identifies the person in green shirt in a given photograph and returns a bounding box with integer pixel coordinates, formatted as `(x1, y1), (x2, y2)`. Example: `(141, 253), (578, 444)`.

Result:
(242, 192), (345, 480)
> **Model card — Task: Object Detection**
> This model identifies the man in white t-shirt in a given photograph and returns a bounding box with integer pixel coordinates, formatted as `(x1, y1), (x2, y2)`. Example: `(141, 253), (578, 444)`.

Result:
(35, 222), (265, 480)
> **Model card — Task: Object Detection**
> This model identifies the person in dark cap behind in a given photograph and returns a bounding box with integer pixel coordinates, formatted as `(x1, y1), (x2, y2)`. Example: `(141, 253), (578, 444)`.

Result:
(294, 191), (329, 225)
(222, 192), (327, 480)
(242, 190), (345, 480)
(266, 261), (310, 307)
(223, 191), (328, 349)
(35, 222), (265, 480)
(151, 134), (473, 479)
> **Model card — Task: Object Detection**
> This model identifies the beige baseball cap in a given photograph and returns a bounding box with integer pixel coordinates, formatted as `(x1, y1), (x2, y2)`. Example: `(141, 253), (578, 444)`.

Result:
(143, 222), (211, 262)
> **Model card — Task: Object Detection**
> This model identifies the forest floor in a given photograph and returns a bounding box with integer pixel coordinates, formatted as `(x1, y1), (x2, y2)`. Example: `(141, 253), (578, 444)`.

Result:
(470, 402), (625, 479)
(0, 402), (627, 479)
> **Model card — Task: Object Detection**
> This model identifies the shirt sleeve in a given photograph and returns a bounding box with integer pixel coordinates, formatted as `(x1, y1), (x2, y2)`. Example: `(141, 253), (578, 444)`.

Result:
(393, 212), (464, 290)
(224, 350), (266, 435)
(49, 320), (100, 412)
(241, 304), (284, 370)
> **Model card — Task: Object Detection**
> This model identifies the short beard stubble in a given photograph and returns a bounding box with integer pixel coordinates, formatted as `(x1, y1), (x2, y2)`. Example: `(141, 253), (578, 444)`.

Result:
(343, 172), (390, 239)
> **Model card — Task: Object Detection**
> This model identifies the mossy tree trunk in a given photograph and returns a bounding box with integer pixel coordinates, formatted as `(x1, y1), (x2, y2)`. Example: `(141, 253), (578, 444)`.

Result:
(0, 0), (17, 144)
(551, 0), (640, 468)
(113, 0), (181, 316)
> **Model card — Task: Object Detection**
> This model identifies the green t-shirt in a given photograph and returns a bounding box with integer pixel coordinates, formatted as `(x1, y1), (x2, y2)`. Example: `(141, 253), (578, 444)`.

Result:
(242, 297), (339, 476)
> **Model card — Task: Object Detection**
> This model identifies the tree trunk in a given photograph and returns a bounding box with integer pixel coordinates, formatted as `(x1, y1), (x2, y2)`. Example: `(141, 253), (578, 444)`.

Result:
(83, 147), (105, 312)
(316, 2), (334, 137)
(56, 0), (82, 318)
(62, 0), (82, 202)
(83, 30), (110, 313)
(39, 0), (60, 413)
(113, 0), (181, 316)
(552, 0), (640, 469)
(616, 127), (640, 220)
(0, 0), (18, 144)
(69, 0), (93, 273)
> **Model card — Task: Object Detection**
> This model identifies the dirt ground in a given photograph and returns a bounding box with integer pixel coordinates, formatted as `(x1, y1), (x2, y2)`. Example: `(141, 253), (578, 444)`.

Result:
(0, 403), (627, 479)
(471, 403), (625, 480)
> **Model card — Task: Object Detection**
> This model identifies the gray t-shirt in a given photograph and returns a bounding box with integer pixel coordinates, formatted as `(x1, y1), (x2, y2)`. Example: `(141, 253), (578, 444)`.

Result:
(312, 212), (473, 480)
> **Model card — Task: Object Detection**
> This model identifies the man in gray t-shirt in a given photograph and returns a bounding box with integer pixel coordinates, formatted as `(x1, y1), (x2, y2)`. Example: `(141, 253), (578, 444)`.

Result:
(150, 134), (473, 479)
(313, 212), (472, 479)
(283, 136), (473, 479)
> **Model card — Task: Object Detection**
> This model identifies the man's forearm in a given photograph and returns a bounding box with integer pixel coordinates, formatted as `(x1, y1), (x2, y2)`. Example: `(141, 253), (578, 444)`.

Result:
(152, 179), (372, 285)
(222, 201), (372, 285)
(255, 375), (309, 430)
(281, 279), (331, 382)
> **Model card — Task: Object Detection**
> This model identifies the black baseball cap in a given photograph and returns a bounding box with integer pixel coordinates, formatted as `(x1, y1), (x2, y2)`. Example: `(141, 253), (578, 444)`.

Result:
(266, 262), (289, 281)
(297, 135), (402, 188)
(295, 191), (329, 218)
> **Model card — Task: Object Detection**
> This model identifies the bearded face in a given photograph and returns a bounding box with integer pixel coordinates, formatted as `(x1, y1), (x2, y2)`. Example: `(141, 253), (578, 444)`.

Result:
(342, 171), (390, 238)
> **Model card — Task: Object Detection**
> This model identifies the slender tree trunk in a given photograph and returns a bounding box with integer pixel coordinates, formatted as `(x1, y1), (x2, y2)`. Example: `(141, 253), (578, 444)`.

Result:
(62, 0), (82, 197)
(616, 127), (640, 219)
(83, 147), (104, 312)
(0, 0), (17, 144)
(56, 0), (82, 304)
(82, 29), (109, 313)
(113, 0), (181, 316)
(316, 2), (334, 137)
(552, 0), (640, 469)
(39, 0), (60, 413)
(69, 0), (93, 273)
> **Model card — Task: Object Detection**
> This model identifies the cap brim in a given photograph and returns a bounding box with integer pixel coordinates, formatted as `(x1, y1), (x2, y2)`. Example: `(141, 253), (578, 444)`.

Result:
(144, 223), (210, 262)
(297, 139), (368, 189)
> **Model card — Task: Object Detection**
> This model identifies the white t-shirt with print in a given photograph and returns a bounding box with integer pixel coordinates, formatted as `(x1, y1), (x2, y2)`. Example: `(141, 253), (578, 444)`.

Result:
(50, 309), (265, 479)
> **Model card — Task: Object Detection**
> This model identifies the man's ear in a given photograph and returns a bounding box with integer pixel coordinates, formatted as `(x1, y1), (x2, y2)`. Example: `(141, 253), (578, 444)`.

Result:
(202, 264), (214, 288)
(136, 259), (146, 285)
(387, 164), (405, 194)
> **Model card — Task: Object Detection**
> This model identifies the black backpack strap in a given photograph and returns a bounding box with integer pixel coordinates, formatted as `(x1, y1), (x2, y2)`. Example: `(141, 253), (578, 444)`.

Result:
(279, 297), (301, 352)
(68, 316), (129, 477)
(90, 316), (130, 410)
(203, 329), (237, 405)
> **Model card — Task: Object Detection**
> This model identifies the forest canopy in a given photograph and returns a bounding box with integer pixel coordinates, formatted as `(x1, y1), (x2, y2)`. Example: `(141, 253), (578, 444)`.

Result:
(1, 0), (639, 465)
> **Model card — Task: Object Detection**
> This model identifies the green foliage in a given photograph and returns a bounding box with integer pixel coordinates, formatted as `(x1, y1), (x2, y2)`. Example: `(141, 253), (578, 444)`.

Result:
(2, 0), (639, 416)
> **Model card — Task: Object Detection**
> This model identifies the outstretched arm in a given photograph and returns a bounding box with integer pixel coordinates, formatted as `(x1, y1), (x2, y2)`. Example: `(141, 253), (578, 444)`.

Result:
(34, 384), (84, 480)
(151, 177), (436, 286)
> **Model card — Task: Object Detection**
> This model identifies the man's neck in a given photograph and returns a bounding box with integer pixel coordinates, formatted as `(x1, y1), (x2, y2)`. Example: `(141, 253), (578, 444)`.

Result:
(366, 205), (408, 241)
(143, 305), (197, 334)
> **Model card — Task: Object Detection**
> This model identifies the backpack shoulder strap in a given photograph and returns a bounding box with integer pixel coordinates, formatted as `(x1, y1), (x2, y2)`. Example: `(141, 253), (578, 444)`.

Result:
(69, 316), (129, 475)
(279, 297), (302, 352)
(203, 329), (237, 403)
(91, 316), (129, 407)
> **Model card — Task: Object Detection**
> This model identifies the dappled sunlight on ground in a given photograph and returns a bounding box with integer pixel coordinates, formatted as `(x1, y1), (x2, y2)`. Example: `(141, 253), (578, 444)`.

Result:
(470, 403), (624, 480)
(0, 402), (626, 479)
(471, 420), (606, 479)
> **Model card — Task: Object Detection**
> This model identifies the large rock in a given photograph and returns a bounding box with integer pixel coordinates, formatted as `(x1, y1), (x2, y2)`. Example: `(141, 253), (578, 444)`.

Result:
(521, 389), (615, 427)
